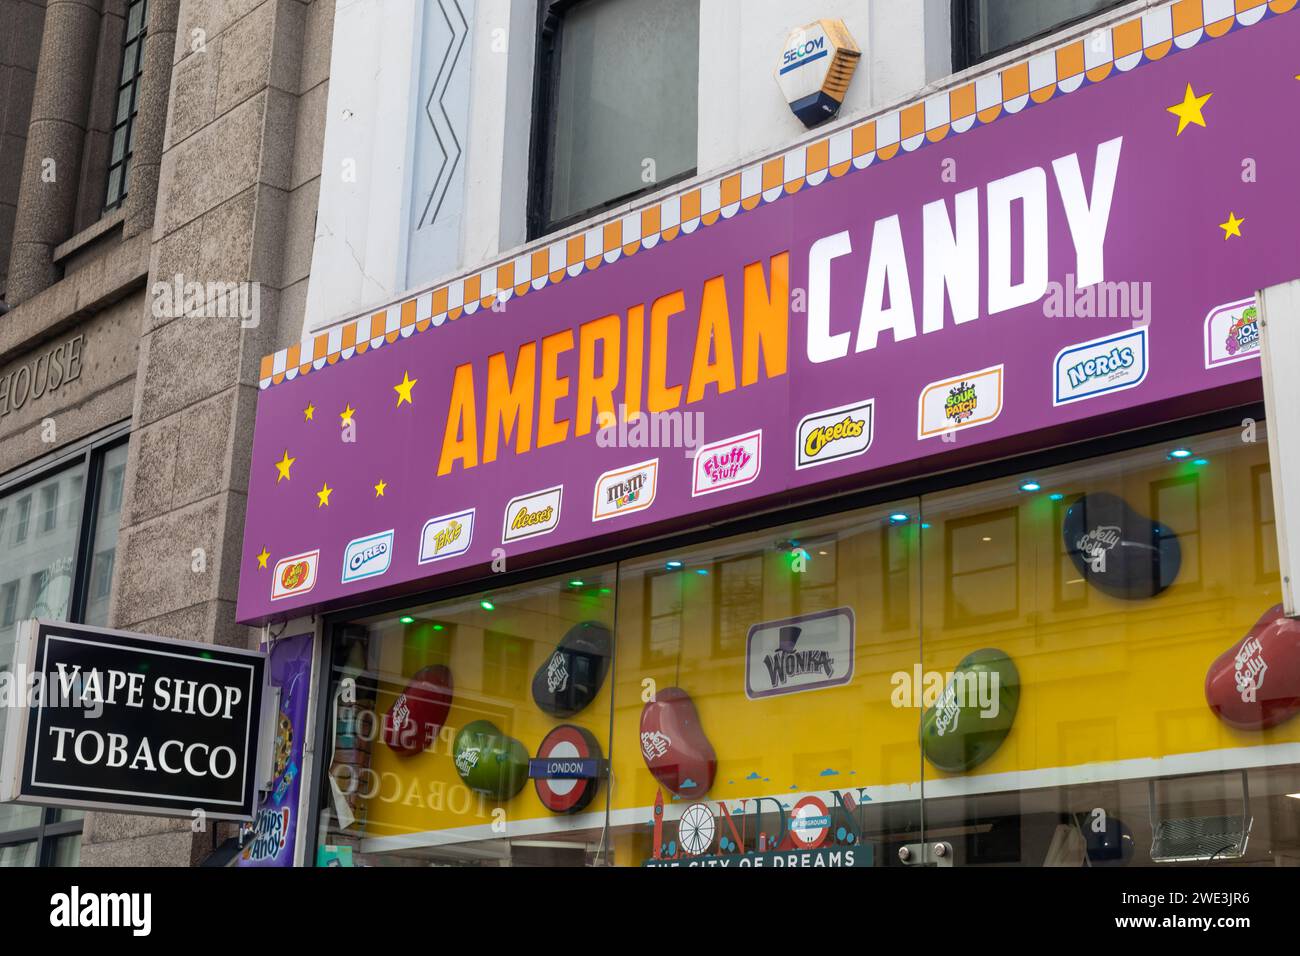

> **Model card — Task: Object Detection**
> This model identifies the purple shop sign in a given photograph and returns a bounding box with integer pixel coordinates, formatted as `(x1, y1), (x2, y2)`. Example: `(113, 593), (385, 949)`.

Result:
(236, 633), (312, 867)
(237, 10), (1300, 624)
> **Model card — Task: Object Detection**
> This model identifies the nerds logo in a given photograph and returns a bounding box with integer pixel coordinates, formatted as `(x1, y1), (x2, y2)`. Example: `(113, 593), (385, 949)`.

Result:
(1053, 328), (1148, 406)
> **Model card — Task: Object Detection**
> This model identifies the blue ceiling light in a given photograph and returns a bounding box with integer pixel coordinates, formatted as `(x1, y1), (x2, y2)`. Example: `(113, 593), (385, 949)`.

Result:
(666, 560), (684, 570)
(1168, 448), (1193, 460)
(889, 513), (910, 524)
(1019, 480), (1041, 493)
(1193, 458), (1209, 466)
(1049, 493), (1065, 501)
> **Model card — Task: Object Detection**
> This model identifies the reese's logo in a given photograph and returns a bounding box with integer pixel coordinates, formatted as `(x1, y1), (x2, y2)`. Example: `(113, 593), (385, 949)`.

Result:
(502, 487), (563, 543)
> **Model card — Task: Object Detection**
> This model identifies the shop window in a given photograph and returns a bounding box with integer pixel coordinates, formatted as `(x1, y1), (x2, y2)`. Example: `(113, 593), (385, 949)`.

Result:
(1252, 464), (1278, 582)
(944, 508), (1020, 626)
(1052, 494), (1088, 611)
(0, 431), (129, 867)
(952, 0), (1130, 68)
(882, 525), (911, 631)
(643, 569), (683, 666)
(528, 0), (700, 238)
(311, 422), (1295, 868)
(104, 0), (147, 211)
(792, 540), (838, 617)
(713, 555), (761, 657)
(1151, 475), (1201, 590)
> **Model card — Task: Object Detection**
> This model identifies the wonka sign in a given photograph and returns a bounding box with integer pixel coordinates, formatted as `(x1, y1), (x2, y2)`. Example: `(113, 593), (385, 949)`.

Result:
(238, 8), (1300, 623)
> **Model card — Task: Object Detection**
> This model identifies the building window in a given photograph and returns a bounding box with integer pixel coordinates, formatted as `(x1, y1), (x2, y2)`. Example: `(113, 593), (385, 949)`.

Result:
(104, 0), (148, 211)
(952, 0), (1128, 67)
(0, 431), (129, 866)
(528, 0), (700, 238)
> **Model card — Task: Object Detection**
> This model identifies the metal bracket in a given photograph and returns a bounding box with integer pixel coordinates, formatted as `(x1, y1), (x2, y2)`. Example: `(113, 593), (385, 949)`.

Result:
(898, 841), (953, 866)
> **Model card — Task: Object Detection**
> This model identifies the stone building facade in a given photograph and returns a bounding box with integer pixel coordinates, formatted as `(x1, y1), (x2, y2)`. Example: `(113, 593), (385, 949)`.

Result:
(0, 0), (333, 866)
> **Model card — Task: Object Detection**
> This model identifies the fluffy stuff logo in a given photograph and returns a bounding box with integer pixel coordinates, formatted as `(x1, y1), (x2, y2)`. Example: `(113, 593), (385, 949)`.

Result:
(703, 447), (751, 484)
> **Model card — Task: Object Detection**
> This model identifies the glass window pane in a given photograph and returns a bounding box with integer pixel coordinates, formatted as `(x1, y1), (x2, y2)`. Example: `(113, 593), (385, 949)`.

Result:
(0, 842), (38, 867)
(316, 566), (617, 866)
(975, 0), (1122, 56)
(918, 426), (1295, 866)
(547, 0), (699, 225)
(127, 0), (146, 39)
(0, 803), (42, 834)
(49, 836), (82, 867)
(84, 444), (129, 628)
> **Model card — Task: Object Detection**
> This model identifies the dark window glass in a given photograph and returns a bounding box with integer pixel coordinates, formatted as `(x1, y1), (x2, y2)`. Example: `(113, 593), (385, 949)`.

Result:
(954, 0), (1128, 67)
(530, 0), (700, 238)
(104, 0), (148, 211)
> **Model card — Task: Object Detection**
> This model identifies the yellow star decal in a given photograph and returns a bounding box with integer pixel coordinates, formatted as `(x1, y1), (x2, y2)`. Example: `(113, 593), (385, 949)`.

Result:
(340, 404), (356, 426)
(317, 482), (333, 508)
(1166, 83), (1212, 135)
(1219, 212), (1244, 240)
(256, 548), (270, 569)
(374, 479), (388, 498)
(274, 450), (296, 483)
(394, 372), (418, 407)
(304, 403), (315, 422)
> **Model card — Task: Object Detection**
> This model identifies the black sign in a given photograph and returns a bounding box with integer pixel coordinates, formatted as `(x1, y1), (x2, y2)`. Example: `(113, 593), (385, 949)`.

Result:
(1, 621), (266, 821)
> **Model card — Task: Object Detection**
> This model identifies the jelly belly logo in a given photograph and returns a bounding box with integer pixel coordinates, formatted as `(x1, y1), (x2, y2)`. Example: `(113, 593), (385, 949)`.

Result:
(1205, 297), (1261, 369)
(503, 486), (563, 543)
(593, 459), (659, 522)
(692, 430), (762, 497)
(745, 608), (855, 700)
(796, 399), (874, 470)
(1053, 328), (1149, 406)
(918, 365), (1003, 439)
(342, 530), (393, 583)
(419, 509), (474, 564)
(272, 549), (319, 601)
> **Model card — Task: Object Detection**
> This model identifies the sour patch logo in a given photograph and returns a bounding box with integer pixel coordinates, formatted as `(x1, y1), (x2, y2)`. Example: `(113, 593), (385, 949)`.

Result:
(918, 366), (1003, 439)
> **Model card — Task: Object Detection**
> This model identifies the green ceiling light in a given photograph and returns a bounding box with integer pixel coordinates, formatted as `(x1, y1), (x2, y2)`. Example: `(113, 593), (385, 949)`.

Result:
(433, 624), (445, 632)
(480, 599), (495, 612)
(399, 616), (415, 625)
(568, 579), (585, 589)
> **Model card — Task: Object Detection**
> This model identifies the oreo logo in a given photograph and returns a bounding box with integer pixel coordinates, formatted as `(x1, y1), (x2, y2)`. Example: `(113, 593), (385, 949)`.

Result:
(342, 530), (393, 583)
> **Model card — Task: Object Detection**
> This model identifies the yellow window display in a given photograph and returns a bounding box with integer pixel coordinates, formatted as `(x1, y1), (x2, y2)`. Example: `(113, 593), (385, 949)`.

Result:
(314, 424), (1300, 867)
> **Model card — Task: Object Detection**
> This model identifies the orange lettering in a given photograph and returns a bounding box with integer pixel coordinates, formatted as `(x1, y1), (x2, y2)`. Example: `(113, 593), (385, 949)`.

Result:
(438, 363), (479, 476)
(538, 329), (574, 448)
(576, 314), (620, 437)
(687, 275), (737, 404)
(648, 291), (684, 413)
(742, 252), (789, 385)
(483, 343), (536, 463)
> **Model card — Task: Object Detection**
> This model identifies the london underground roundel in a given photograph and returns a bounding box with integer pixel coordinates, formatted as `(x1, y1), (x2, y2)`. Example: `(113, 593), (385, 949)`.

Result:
(789, 795), (831, 849)
(532, 724), (602, 814)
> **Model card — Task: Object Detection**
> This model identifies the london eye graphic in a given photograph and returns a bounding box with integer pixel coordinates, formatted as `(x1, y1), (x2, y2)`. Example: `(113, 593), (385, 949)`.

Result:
(678, 803), (716, 857)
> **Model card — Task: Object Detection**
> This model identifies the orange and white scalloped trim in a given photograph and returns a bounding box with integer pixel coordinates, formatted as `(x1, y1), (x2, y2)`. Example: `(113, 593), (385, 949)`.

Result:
(259, 0), (1293, 391)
